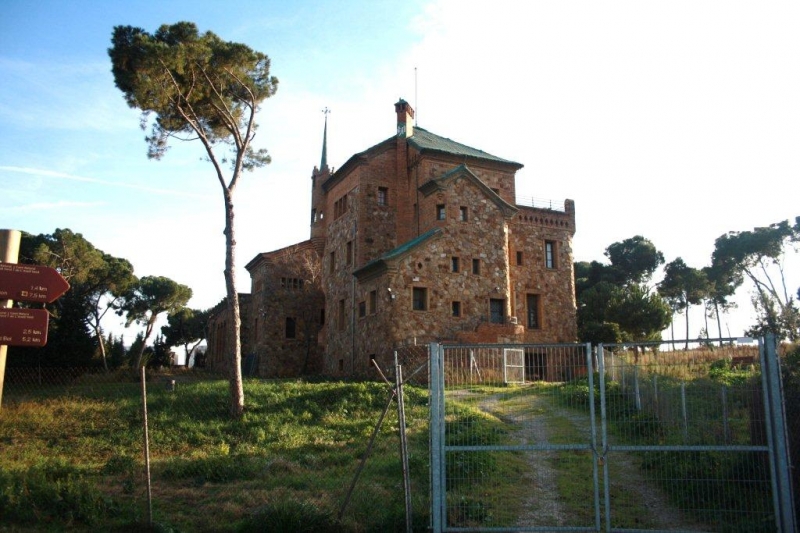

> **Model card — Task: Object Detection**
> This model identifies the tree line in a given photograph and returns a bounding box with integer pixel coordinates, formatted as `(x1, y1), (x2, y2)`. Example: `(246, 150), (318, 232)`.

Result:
(576, 216), (800, 346)
(9, 229), (209, 370)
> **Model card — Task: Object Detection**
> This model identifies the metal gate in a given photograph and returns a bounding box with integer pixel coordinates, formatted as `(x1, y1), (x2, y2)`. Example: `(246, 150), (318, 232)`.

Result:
(429, 336), (795, 532)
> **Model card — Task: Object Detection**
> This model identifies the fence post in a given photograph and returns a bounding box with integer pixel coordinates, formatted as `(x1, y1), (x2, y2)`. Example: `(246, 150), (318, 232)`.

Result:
(721, 386), (730, 444)
(634, 366), (642, 412)
(681, 382), (688, 443)
(429, 343), (443, 533)
(597, 344), (612, 532)
(140, 366), (153, 526)
(762, 333), (797, 532)
(0, 229), (21, 411)
(394, 352), (413, 533)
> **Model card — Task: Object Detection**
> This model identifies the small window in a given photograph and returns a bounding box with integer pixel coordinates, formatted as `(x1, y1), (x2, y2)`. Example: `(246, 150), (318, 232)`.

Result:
(459, 206), (468, 221)
(319, 308), (325, 325)
(490, 299), (505, 324)
(472, 258), (481, 275)
(338, 299), (345, 330)
(452, 301), (461, 317)
(516, 251), (523, 266)
(412, 287), (427, 311)
(339, 359), (344, 372)
(545, 241), (556, 269)
(436, 204), (446, 221)
(285, 317), (297, 339)
(346, 241), (353, 266)
(358, 301), (366, 318)
(311, 208), (317, 224)
(527, 294), (541, 329)
(451, 256), (460, 273)
(378, 187), (388, 206)
(330, 251), (335, 273)
(369, 290), (377, 314)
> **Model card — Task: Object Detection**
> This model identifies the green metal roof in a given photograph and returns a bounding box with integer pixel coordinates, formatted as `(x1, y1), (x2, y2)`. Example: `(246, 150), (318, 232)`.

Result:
(408, 127), (522, 167)
(353, 228), (442, 279)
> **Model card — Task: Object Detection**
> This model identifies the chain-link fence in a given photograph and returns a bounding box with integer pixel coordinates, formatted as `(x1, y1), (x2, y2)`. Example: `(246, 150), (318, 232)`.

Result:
(1, 338), (797, 532)
(0, 359), (431, 532)
(429, 338), (798, 532)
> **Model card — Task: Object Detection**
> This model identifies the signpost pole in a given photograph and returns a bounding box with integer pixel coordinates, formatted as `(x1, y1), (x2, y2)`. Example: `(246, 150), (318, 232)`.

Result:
(0, 229), (21, 410)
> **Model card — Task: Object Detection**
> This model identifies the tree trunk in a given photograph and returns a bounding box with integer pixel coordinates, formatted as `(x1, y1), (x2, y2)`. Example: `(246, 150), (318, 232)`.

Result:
(714, 300), (724, 347)
(93, 323), (109, 372)
(684, 305), (690, 350)
(134, 317), (155, 370)
(223, 190), (245, 417)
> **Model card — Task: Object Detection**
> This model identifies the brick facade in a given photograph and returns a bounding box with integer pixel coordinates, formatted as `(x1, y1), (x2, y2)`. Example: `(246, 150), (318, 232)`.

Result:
(207, 99), (577, 377)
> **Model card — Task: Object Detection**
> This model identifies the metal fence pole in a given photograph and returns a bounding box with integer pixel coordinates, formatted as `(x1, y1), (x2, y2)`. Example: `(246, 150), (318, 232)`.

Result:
(140, 366), (153, 526)
(681, 382), (688, 444)
(763, 333), (797, 532)
(598, 344), (612, 532)
(721, 385), (730, 444)
(429, 343), (443, 533)
(394, 352), (413, 533)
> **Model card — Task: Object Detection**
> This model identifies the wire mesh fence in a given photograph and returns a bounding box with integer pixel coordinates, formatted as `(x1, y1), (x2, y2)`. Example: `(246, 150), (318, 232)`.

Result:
(0, 360), (431, 532)
(0, 338), (797, 532)
(431, 339), (798, 532)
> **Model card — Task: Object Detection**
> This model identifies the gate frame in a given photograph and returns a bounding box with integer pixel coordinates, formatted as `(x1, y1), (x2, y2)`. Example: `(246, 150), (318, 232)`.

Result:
(430, 336), (796, 533)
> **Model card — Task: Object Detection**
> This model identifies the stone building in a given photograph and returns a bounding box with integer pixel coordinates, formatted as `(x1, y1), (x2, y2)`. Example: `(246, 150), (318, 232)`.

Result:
(207, 99), (577, 377)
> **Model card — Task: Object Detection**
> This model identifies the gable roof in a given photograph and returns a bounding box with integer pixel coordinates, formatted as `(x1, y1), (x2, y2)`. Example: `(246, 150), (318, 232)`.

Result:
(409, 127), (522, 168)
(322, 126), (522, 192)
(245, 239), (316, 272)
(353, 228), (443, 280)
(418, 164), (519, 218)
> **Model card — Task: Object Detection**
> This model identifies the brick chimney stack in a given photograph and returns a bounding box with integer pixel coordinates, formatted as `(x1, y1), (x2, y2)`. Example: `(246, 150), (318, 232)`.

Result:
(394, 99), (414, 138)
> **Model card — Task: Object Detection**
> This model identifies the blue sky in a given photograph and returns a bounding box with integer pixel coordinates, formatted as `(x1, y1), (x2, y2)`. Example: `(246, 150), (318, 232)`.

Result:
(1, 0), (798, 341)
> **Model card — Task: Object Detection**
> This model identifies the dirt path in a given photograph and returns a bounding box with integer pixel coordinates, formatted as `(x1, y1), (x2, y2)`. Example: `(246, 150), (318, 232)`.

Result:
(477, 392), (709, 531)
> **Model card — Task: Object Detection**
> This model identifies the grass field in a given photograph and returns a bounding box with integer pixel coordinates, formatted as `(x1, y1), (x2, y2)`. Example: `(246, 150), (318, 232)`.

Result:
(0, 372), (436, 532)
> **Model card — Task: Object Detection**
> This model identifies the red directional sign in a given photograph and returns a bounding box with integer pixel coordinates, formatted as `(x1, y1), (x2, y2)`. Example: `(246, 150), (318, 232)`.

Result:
(0, 309), (49, 347)
(0, 264), (70, 303)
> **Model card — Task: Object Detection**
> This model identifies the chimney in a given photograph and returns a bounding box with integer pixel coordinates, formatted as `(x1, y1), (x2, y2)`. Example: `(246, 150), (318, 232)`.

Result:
(394, 98), (414, 138)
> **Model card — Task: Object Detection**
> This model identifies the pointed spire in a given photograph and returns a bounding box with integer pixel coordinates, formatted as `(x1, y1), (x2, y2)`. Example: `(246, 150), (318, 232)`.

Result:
(320, 107), (330, 171)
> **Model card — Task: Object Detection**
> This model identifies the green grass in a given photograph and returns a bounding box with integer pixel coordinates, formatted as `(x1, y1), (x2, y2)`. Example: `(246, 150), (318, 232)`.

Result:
(0, 374), (432, 532)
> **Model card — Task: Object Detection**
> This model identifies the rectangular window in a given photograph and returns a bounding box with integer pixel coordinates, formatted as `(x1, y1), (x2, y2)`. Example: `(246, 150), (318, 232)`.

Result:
(527, 294), (541, 329)
(452, 301), (461, 317)
(412, 287), (427, 311)
(280, 277), (304, 290)
(377, 187), (388, 206)
(285, 317), (297, 339)
(545, 241), (556, 269)
(472, 258), (481, 275)
(346, 241), (353, 266)
(436, 204), (446, 220)
(330, 251), (335, 273)
(451, 256), (460, 273)
(358, 301), (366, 318)
(516, 251), (523, 266)
(459, 206), (468, 221)
(319, 308), (325, 325)
(338, 299), (345, 330)
(334, 195), (348, 219)
(490, 299), (505, 324)
(369, 290), (377, 314)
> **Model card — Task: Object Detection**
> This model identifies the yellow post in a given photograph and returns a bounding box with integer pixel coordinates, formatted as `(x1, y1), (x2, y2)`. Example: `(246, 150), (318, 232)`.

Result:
(0, 229), (22, 410)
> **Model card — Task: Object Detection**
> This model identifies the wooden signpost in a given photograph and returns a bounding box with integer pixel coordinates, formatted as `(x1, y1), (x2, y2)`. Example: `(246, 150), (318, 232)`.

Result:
(1, 229), (71, 409)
